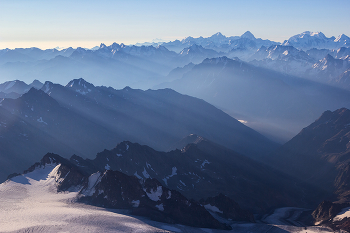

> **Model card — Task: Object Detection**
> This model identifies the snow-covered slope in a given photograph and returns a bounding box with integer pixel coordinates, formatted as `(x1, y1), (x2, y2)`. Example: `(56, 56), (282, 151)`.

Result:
(162, 31), (278, 53)
(0, 163), (167, 232)
(0, 153), (337, 232)
(282, 31), (350, 50)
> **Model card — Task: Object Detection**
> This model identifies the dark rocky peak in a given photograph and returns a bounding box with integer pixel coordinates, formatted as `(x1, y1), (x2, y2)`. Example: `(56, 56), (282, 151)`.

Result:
(114, 141), (133, 152)
(241, 31), (256, 40)
(169, 134), (206, 151)
(21, 87), (58, 105)
(180, 143), (199, 153)
(79, 170), (230, 230)
(13, 153), (89, 192)
(199, 193), (255, 222)
(108, 42), (121, 50)
(312, 200), (350, 225)
(24, 153), (77, 174)
(41, 81), (55, 93)
(313, 108), (350, 127)
(0, 87), (60, 123)
(202, 56), (230, 65)
(99, 43), (107, 49)
(65, 78), (95, 95)
(91, 141), (140, 164)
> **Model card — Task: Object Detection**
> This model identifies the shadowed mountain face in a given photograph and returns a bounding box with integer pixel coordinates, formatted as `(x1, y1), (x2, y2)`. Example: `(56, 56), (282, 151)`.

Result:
(70, 140), (328, 214)
(156, 57), (350, 143)
(268, 108), (350, 200)
(42, 78), (278, 156)
(0, 79), (277, 182)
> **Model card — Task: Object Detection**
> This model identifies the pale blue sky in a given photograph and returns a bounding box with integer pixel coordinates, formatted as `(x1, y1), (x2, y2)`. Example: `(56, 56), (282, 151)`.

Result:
(0, 0), (349, 49)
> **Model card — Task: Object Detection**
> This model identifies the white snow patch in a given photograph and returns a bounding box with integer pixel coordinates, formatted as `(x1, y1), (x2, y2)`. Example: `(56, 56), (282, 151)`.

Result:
(83, 172), (102, 196)
(162, 167), (177, 185)
(142, 168), (150, 179)
(334, 207), (350, 222)
(48, 164), (64, 183)
(105, 164), (110, 170)
(126, 144), (129, 150)
(0, 166), (186, 232)
(167, 190), (171, 199)
(37, 117), (48, 125)
(238, 119), (247, 124)
(145, 186), (162, 202)
(134, 172), (142, 179)
(76, 89), (88, 95)
(155, 203), (164, 211)
(131, 200), (140, 208)
(43, 82), (51, 93)
(117, 153), (122, 157)
(179, 180), (186, 186)
(146, 162), (155, 172)
(200, 160), (211, 169)
(204, 204), (223, 214)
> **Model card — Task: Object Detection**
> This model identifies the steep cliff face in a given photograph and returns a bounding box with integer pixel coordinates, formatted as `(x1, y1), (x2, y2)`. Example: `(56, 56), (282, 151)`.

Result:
(269, 108), (350, 197)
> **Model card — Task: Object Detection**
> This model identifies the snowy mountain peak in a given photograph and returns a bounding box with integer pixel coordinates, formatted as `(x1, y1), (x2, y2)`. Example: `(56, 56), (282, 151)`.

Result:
(282, 31), (349, 50)
(335, 34), (350, 43)
(296, 31), (326, 39)
(241, 31), (256, 40)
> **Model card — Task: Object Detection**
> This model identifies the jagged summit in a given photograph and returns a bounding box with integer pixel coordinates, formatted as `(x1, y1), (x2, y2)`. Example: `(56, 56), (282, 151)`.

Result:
(282, 31), (350, 50)
(314, 107), (350, 126)
(99, 43), (107, 49)
(335, 34), (350, 44)
(66, 78), (95, 95)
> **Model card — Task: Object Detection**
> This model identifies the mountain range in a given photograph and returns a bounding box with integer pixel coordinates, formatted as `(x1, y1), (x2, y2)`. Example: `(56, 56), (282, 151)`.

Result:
(1, 30), (350, 232)
(0, 78), (277, 182)
(2, 107), (348, 232)
(0, 31), (348, 90)
(156, 56), (350, 143)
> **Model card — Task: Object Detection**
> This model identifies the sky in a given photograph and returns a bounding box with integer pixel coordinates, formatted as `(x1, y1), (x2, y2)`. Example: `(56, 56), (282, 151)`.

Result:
(0, 0), (349, 49)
